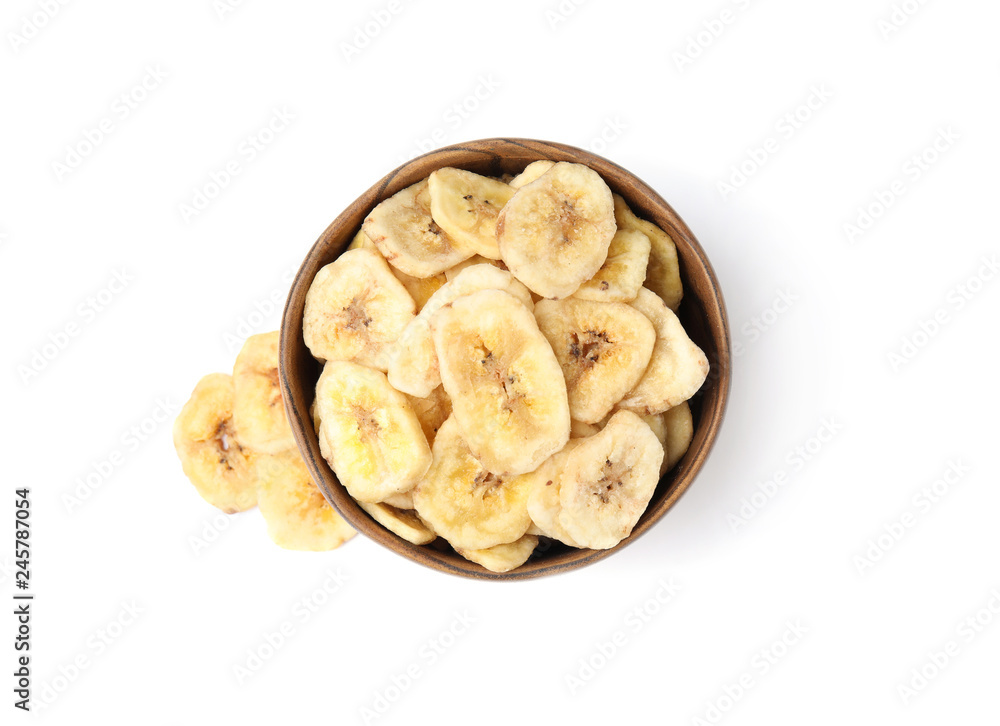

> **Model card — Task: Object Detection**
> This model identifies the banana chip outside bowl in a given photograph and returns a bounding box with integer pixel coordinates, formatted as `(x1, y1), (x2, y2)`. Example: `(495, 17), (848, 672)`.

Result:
(280, 138), (731, 580)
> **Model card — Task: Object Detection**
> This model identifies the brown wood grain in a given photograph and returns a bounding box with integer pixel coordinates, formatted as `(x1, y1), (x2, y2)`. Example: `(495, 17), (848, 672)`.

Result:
(279, 138), (731, 580)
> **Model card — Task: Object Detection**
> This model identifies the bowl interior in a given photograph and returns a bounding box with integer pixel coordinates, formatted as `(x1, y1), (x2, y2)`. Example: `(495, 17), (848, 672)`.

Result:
(280, 138), (731, 580)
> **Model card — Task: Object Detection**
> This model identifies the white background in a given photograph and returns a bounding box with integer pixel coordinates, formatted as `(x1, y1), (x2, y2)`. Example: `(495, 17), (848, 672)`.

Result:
(2, 0), (998, 723)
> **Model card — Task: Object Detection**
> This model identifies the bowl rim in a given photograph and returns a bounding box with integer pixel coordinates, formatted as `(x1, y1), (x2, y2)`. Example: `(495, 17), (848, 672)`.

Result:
(279, 137), (731, 580)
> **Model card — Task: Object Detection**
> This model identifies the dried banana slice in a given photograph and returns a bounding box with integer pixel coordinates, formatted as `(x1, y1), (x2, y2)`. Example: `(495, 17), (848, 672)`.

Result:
(663, 401), (694, 473)
(613, 194), (683, 311)
(315, 361), (432, 503)
(174, 373), (257, 513)
(509, 160), (555, 190)
(404, 385), (452, 448)
(619, 288), (709, 415)
(558, 410), (664, 549)
(497, 161), (616, 299)
(571, 420), (603, 438)
(638, 412), (669, 476)
(428, 167), (515, 259)
(444, 254), (507, 282)
(388, 264), (533, 398)
(534, 298), (655, 424)
(255, 450), (355, 551)
(432, 289), (570, 476)
(457, 535), (539, 573)
(357, 501), (436, 545)
(413, 416), (533, 550)
(525, 440), (583, 547)
(232, 331), (295, 454)
(363, 179), (473, 278)
(303, 247), (416, 371)
(573, 228), (651, 303)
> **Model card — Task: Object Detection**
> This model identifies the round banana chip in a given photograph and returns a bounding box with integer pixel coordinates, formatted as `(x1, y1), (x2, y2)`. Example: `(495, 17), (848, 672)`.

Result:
(388, 264), (534, 399)
(558, 410), (664, 550)
(428, 167), (515, 259)
(413, 416), (534, 550)
(509, 159), (555, 190)
(613, 194), (683, 311)
(315, 361), (432, 503)
(619, 288), (709, 415)
(363, 179), (474, 278)
(573, 228), (651, 303)
(357, 501), (436, 545)
(497, 161), (616, 299)
(232, 331), (295, 454)
(256, 450), (355, 551)
(432, 288), (570, 476)
(174, 373), (257, 513)
(534, 297), (655, 424)
(663, 401), (694, 473)
(457, 535), (539, 573)
(303, 247), (416, 371)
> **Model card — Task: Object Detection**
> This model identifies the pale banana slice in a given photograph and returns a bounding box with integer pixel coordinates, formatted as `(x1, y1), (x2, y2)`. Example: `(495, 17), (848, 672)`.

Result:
(444, 254), (507, 282)
(388, 264), (534, 398)
(558, 410), (664, 549)
(303, 247), (416, 371)
(571, 419), (603, 438)
(525, 439), (582, 547)
(315, 361), (432, 503)
(232, 331), (295, 454)
(573, 228), (650, 303)
(357, 501), (436, 545)
(413, 416), (533, 550)
(614, 194), (683, 311)
(619, 288), (709, 415)
(534, 298), (655, 424)
(663, 401), (694, 473)
(363, 179), (473, 278)
(509, 160), (555, 190)
(348, 230), (446, 311)
(174, 373), (257, 513)
(428, 168), (515, 259)
(457, 535), (539, 573)
(497, 162), (616, 299)
(381, 490), (415, 509)
(255, 450), (355, 551)
(404, 385), (452, 448)
(433, 289), (570, 476)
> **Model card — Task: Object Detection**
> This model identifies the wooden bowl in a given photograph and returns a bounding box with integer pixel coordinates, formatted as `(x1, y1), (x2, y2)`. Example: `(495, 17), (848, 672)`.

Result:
(279, 138), (731, 580)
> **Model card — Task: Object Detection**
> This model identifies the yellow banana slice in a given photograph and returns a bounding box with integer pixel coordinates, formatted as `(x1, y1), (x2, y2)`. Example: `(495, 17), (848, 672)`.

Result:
(404, 385), (452, 448)
(558, 410), (664, 549)
(363, 179), (473, 278)
(444, 254), (507, 282)
(432, 289), (570, 476)
(303, 247), (416, 371)
(619, 288), (709, 415)
(509, 160), (555, 190)
(663, 401), (694, 473)
(348, 230), (446, 311)
(573, 228), (651, 303)
(428, 167), (515, 259)
(387, 264), (534, 398)
(571, 419), (602, 438)
(497, 161), (616, 299)
(174, 373), (257, 513)
(255, 450), (355, 551)
(534, 298), (655, 424)
(232, 331), (295, 454)
(357, 501), (436, 545)
(314, 361), (432, 503)
(613, 194), (683, 311)
(413, 416), (533, 550)
(457, 535), (539, 573)
(525, 439), (583, 547)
